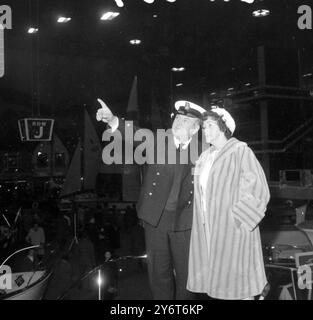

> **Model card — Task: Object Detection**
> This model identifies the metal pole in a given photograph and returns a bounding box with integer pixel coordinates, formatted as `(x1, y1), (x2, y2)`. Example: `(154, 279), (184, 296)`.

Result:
(98, 269), (101, 301)
(291, 269), (297, 300)
(257, 45), (270, 179)
(74, 209), (77, 240)
(170, 70), (173, 111)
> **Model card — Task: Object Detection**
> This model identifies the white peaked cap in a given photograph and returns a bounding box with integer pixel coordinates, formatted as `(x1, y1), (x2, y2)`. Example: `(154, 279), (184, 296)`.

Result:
(211, 107), (236, 135)
(175, 100), (206, 116)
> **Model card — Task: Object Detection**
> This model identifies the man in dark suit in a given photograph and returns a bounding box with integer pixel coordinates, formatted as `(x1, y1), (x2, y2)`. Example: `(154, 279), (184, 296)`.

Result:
(97, 99), (207, 299)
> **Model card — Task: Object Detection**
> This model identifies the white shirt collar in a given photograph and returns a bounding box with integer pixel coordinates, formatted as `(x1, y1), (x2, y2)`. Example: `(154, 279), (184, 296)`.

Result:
(173, 136), (191, 150)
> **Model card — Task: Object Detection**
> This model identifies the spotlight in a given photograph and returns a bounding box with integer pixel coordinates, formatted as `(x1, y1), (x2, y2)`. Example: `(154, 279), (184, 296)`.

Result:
(97, 272), (103, 286)
(143, 0), (155, 3)
(176, 83), (183, 87)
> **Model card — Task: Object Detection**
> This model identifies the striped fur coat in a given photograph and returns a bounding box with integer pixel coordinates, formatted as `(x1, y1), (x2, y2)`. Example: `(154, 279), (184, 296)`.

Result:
(187, 138), (270, 299)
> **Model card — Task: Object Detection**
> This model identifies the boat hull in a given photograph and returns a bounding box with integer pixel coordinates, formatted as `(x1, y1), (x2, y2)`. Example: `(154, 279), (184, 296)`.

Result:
(3, 271), (52, 300)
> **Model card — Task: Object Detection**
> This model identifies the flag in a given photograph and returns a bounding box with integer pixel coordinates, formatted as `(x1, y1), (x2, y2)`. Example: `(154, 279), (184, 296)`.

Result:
(84, 109), (101, 190)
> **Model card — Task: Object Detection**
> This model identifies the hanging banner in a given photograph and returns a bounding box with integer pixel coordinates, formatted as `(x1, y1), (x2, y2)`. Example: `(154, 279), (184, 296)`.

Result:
(18, 118), (54, 142)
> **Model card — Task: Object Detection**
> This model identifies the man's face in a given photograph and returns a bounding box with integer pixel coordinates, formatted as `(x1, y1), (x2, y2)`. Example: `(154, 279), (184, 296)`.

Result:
(172, 114), (200, 144)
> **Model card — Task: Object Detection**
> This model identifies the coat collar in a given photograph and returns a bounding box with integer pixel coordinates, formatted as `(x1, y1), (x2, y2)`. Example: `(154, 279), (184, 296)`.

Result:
(210, 137), (246, 170)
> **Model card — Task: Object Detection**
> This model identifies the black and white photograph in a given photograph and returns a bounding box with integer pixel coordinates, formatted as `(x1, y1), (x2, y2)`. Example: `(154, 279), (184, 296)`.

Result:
(0, 0), (313, 304)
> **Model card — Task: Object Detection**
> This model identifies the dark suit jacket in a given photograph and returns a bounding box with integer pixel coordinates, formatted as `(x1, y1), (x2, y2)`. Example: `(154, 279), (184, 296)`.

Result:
(109, 119), (208, 231)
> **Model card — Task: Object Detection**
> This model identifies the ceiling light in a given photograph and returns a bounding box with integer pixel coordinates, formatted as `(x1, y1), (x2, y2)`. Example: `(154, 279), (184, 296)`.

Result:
(176, 83), (183, 87)
(57, 17), (71, 23)
(28, 27), (39, 34)
(114, 0), (124, 7)
(252, 9), (270, 17)
(171, 67), (185, 72)
(130, 39), (141, 45)
(166, 0), (176, 2)
(143, 0), (155, 3)
(100, 12), (120, 21)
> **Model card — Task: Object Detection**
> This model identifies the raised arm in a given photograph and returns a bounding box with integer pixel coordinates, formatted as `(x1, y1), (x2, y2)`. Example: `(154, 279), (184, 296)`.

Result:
(96, 98), (120, 132)
(96, 98), (156, 154)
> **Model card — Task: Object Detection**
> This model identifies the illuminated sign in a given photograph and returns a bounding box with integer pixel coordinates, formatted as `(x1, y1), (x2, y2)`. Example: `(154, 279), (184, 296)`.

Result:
(18, 118), (55, 142)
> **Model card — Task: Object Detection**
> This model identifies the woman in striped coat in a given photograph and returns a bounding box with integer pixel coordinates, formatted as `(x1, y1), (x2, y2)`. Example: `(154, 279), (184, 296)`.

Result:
(187, 107), (270, 300)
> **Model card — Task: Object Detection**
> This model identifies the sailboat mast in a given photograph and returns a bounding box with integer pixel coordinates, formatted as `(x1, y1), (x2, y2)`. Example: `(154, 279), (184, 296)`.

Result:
(80, 109), (84, 192)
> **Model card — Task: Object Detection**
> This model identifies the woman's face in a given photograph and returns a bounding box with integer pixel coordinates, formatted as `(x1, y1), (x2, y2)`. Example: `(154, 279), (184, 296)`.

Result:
(202, 118), (222, 144)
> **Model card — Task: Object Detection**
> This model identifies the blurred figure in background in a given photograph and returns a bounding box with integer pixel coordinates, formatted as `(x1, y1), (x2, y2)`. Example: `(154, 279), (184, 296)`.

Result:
(78, 231), (96, 276)
(13, 249), (39, 272)
(26, 222), (45, 260)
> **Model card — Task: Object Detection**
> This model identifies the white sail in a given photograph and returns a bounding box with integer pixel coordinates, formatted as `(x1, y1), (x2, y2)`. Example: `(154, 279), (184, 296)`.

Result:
(60, 140), (82, 197)
(84, 109), (101, 190)
(150, 90), (163, 130)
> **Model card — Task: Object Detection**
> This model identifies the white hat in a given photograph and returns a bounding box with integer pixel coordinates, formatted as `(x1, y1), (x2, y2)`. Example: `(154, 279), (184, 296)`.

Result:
(174, 100), (206, 118)
(210, 107), (236, 135)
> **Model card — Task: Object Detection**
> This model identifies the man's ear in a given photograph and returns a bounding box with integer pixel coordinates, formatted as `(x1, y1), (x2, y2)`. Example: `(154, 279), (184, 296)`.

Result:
(190, 123), (200, 136)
